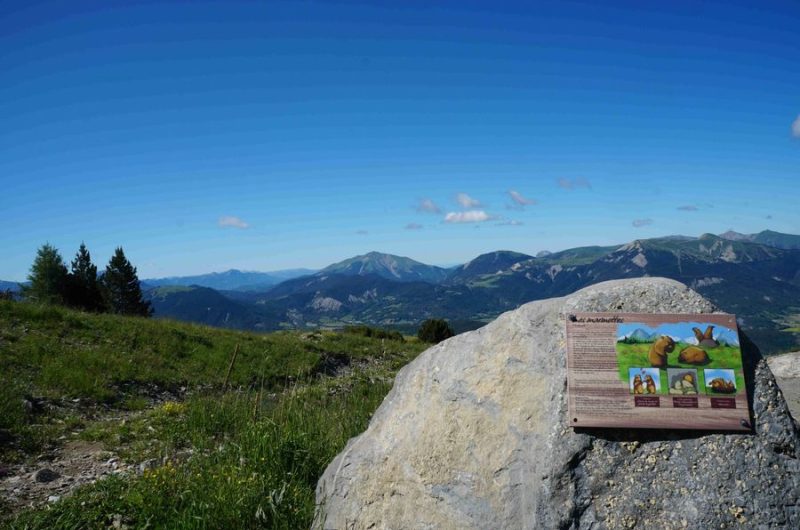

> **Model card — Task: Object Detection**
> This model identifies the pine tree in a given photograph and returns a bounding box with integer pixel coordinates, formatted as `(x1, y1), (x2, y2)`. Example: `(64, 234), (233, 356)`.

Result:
(24, 243), (68, 304)
(66, 242), (103, 311)
(101, 247), (152, 316)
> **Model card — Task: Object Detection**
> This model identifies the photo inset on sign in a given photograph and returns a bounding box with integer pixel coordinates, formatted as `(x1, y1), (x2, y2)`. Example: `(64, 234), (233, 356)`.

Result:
(704, 369), (737, 395)
(667, 369), (699, 395)
(615, 320), (743, 393)
(629, 367), (661, 395)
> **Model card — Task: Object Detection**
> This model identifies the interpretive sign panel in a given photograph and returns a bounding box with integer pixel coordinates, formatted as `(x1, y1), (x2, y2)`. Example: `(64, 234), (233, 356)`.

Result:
(566, 312), (750, 431)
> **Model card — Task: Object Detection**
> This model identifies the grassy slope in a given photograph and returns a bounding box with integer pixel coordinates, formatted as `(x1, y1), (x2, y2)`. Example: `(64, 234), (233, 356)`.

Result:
(0, 301), (428, 528)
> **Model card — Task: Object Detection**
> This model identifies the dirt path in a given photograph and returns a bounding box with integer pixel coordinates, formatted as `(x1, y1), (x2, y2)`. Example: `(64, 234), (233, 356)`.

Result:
(0, 438), (134, 514)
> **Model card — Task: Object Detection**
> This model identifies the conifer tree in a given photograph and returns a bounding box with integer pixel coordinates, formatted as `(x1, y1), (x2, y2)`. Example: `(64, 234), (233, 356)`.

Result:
(66, 242), (103, 311)
(24, 243), (68, 304)
(101, 247), (152, 316)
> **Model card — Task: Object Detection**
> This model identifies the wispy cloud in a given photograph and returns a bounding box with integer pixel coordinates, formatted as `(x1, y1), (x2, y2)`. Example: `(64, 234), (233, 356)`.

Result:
(792, 114), (800, 137)
(444, 210), (493, 223)
(355, 230), (368, 235)
(557, 177), (592, 190)
(218, 216), (249, 229)
(497, 219), (524, 226)
(456, 193), (482, 208)
(416, 198), (441, 214)
(632, 218), (653, 227)
(677, 205), (698, 211)
(508, 190), (536, 208)
(405, 223), (423, 230)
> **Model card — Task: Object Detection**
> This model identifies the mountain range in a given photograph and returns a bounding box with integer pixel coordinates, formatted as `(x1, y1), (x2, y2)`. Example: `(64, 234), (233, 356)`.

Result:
(0, 280), (22, 292)
(143, 268), (317, 292)
(136, 230), (800, 355)
(3, 230), (799, 354)
(719, 229), (800, 249)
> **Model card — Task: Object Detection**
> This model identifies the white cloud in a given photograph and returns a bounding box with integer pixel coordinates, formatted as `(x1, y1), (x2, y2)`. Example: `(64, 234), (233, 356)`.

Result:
(444, 210), (493, 223)
(456, 193), (482, 208)
(497, 219), (524, 226)
(405, 223), (423, 230)
(677, 205), (698, 211)
(416, 198), (441, 214)
(508, 190), (536, 207)
(632, 218), (653, 227)
(218, 216), (249, 229)
(557, 177), (592, 190)
(792, 114), (800, 137)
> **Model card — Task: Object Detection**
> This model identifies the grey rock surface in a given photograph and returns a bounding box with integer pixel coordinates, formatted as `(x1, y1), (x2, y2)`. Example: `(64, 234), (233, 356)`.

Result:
(768, 351), (800, 420)
(315, 278), (800, 529)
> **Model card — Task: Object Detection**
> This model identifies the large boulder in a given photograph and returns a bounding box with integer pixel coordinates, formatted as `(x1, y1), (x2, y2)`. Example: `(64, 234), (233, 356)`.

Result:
(315, 278), (800, 529)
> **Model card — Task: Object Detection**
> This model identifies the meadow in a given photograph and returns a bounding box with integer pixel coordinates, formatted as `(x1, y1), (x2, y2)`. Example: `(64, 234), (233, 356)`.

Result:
(0, 300), (428, 528)
(615, 342), (745, 396)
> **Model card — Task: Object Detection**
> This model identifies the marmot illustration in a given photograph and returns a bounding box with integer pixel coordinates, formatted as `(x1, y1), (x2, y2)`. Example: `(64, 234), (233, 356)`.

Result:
(692, 325), (719, 348)
(644, 374), (657, 394)
(632, 374), (644, 394)
(678, 345), (710, 365)
(709, 378), (736, 393)
(648, 335), (675, 368)
(633, 374), (644, 394)
(671, 373), (697, 394)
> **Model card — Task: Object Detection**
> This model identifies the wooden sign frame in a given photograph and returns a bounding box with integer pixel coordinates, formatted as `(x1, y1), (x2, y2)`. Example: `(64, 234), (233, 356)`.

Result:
(566, 312), (750, 431)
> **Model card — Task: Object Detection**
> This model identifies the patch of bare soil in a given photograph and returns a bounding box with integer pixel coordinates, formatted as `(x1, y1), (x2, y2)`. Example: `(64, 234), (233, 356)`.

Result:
(0, 439), (133, 515)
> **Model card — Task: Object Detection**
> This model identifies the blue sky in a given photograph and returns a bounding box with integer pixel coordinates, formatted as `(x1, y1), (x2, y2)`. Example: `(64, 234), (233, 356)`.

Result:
(1, 0), (798, 280)
(618, 322), (739, 345)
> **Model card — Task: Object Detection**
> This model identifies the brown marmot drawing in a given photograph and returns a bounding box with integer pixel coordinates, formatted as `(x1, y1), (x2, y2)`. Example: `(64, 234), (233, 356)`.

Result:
(678, 345), (710, 365)
(648, 335), (675, 368)
(709, 378), (736, 393)
(644, 374), (657, 394)
(632, 374), (644, 394)
(692, 325), (719, 348)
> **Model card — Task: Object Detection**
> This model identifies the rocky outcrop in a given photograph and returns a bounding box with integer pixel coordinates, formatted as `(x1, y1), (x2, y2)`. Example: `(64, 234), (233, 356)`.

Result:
(315, 278), (800, 529)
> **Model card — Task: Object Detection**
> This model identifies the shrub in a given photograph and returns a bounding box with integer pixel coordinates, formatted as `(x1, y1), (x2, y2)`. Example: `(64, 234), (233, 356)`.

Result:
(417, 318), (455, 344)
(343, 325), (404, 342)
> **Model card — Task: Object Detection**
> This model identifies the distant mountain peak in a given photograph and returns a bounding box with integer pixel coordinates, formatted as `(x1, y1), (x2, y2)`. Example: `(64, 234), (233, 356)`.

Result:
(320, 252), (448, 283)
(462, 250), (532, 270)
(719, 230), (751, 241)
(447, 250), (534, 284)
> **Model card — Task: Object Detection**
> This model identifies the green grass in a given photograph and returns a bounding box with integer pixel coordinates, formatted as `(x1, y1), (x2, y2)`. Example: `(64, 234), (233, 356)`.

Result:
(0, 300), (425, 402)
(10, 377), (391, 529)
(0, 300), (429, 527)
(615, 342), (745, 396)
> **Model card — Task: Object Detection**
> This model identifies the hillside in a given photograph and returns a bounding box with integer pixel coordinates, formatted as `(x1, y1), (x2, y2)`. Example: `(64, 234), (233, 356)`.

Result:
(147, 285), (281, 330)
(0, 300), (427, 527)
